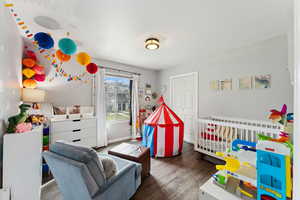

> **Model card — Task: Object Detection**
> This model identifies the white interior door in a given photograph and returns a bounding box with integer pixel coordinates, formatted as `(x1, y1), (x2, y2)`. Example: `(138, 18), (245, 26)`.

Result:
(170, 72), (198, 143)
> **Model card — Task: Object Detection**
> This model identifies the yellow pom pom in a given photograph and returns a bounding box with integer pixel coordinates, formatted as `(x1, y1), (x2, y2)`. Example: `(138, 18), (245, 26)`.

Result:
(22, 68), (36, 79)
(76, 52), (91, 66)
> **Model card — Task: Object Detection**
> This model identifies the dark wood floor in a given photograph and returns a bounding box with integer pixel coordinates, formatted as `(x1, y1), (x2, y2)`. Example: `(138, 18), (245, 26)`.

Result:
(41, 142), (216, 200)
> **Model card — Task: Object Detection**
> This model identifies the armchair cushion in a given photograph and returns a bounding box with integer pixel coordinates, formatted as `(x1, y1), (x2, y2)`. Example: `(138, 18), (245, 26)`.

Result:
(49, 141), (106, 194)
(99, 156), (118, 179)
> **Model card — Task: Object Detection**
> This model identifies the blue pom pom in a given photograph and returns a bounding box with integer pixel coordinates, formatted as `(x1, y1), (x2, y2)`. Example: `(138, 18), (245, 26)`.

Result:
(58, 38), (77, 55)
(34, 32), (54, 49)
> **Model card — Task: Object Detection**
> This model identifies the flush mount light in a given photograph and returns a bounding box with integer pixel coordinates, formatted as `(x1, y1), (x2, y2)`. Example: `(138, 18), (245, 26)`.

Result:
(145, 38), (160, 50)
(34, 16), (61, 30)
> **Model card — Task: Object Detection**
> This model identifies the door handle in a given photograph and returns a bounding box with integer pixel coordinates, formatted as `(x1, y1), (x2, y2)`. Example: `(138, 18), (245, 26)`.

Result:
(73, 119), (81, 122)
(72, 129), (81, 132)
(72, 139), (81, 142)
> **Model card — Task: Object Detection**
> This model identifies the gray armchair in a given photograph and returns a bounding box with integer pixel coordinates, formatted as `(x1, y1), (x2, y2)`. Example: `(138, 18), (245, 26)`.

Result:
(43, 141), (141, 200)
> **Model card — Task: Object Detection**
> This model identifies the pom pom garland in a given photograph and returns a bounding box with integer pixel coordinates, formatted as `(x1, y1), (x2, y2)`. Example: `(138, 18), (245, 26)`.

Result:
(34, 32), (54, 49)
(76, 52), (91, 66)
(58, 38), (77, 55)
(56, 50), (71, 62)
(23, 79), (37, 88)
(25, 50), (37, 61)
(32, 65), (45, 75)
(34, 74), (46, 82)
(22, 58), (36, 68)
(22, 68), (35, 79)
(86, 63), (98, 74)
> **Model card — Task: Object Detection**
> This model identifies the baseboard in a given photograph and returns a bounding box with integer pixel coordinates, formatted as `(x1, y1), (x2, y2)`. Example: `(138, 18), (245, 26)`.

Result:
(108, 136), (131, 144)
(0, 187), (10, 200)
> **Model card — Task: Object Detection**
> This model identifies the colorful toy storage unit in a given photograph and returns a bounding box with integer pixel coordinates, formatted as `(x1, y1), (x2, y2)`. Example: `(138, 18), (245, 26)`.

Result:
(256, 141), (292, 200)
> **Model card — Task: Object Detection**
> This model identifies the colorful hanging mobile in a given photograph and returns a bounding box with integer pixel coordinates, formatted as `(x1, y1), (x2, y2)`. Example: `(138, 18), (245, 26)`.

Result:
(4, 2), (99, 84)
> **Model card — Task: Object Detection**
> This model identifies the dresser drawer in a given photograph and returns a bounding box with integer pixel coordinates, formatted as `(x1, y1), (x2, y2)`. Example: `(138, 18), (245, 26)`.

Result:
(73, 137), (97, 147)
(51, 127), (96, 143)
(51, 118), (96, 133)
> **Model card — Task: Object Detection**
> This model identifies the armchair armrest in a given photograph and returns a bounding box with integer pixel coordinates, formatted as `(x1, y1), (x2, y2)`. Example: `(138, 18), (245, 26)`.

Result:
(98, 163), (135, 193)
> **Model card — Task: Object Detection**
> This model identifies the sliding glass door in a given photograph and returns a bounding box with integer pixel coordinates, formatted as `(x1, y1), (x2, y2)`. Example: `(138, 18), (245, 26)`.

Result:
(104, 75), (131, 142)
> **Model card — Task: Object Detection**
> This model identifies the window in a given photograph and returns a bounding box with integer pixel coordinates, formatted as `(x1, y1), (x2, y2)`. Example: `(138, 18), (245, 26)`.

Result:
(104, 76), (131, 122)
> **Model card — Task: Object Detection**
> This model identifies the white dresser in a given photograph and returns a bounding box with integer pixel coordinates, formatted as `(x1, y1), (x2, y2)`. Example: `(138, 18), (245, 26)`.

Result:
(50, 117), (97, 147)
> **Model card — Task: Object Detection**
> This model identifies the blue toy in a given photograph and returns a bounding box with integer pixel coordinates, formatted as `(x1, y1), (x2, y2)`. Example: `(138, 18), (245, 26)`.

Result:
(232, 139), (256, 152)
(256, 141), (292, 200)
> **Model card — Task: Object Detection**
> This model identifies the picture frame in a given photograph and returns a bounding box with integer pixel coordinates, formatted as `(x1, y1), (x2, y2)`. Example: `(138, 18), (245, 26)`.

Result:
(209, 80), (219, 91)
(238, 77), (252, 89)
(220, 79), (232, 90)
(145, 89), (152, 95)
(254, 74), (271, 89)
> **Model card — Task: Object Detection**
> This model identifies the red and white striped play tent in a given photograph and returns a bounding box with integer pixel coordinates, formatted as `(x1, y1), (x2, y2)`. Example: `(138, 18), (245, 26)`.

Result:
(142, 96), (184, 157)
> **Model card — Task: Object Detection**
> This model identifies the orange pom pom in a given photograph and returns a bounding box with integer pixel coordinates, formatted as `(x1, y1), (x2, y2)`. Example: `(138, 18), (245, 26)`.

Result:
(23, 79), (37, 88)
(22, 58), (36, 68)
(56, 49), (71, 62)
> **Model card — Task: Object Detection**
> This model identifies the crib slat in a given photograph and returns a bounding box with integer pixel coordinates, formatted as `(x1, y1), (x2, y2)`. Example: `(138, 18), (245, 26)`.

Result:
(196, 117), (282, 160)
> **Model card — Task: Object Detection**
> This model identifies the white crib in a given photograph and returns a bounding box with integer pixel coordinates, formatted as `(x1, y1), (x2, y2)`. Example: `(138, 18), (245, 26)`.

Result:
(195, 116), (283, 159)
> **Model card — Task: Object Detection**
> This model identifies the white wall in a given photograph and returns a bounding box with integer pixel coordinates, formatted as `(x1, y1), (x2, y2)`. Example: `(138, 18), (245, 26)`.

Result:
(36, 57), (159, 106)
(95, 58), (159, 92)
(158, 35), (293, 120)
(0, 6), (23, 157)
(34, 55), (159, 142)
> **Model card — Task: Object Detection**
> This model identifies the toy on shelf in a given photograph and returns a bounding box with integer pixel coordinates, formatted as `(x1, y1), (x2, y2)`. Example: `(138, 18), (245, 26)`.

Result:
(256, 140), (292, 200)
(216, 139), (257, 187)
(7, 104), (31, 133)
(212, 104), (293, 200)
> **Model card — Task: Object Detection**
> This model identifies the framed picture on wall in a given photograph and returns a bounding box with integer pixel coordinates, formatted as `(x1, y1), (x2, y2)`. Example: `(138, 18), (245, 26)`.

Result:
(145, 89), (152, 95)
(254, 74), (271, 89)
(238, 76), (252, 89)
(209, 80), (219, 91)
(220, 79), (232, 90)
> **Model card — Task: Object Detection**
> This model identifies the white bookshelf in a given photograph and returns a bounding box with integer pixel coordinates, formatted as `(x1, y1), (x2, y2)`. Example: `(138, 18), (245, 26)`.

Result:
(3, 127), (43, 200)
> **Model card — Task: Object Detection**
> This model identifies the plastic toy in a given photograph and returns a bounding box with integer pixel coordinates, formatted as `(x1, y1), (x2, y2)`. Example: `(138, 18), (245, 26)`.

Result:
(212, 174), (227, 185)
(256, 140), (292, 200)
(7, 104), (31, 133)
(268, 104), (287, 125)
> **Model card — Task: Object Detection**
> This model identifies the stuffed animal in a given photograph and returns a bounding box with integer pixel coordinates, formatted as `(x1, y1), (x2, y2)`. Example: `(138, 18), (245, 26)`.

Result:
(7, 104), (31, 133)
(16, 123), (32, 133)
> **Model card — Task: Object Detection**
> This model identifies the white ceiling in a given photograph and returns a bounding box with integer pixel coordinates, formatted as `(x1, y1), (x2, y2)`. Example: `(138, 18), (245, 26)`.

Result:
(14, 0), (292, 70)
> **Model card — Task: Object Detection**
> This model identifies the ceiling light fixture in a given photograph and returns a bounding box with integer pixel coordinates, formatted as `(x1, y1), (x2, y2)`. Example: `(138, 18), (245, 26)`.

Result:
(145, 38), (160, 50)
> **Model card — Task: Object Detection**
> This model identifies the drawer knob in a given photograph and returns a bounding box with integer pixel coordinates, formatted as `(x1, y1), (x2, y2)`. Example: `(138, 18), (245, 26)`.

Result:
(72, 139), (81, 142)
(72, 129), (81, 132)
(73, 119), (81, 122)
